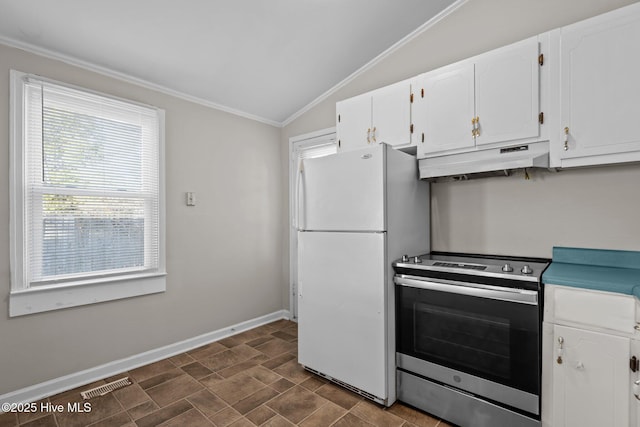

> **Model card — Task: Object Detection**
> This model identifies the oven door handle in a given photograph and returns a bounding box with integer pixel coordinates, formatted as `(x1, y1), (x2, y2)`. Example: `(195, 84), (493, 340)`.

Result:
(394, 276), (538, 305)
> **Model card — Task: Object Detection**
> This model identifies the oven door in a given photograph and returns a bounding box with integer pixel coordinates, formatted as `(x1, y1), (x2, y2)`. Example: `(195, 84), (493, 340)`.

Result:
(395, 274), (540, 415)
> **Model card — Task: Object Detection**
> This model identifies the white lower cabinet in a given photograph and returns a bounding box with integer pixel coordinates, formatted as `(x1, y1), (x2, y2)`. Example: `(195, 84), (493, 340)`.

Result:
(633, 338), (640, 426)
(551, 324), (630, 427)
(543, 285), (639, 426)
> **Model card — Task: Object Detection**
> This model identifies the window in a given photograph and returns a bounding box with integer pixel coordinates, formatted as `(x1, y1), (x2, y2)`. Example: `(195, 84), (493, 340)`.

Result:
(10, 70), (165, 317)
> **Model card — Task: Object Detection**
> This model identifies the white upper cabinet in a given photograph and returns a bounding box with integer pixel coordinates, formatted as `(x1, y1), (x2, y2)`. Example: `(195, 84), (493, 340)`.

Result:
(336, 80), (412, 152)
(475, 37), (540, 147)
(552, 2), (640, 168)
(372, 82), (412, 149)
(415, 35), (545, 159)
(413, 62), (475, 155)
(333, 3), (640, 173)
(336, 93), (371, 152)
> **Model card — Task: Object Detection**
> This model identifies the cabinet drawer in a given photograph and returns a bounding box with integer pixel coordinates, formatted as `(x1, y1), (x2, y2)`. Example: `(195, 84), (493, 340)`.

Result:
(551, 286), (635, 334)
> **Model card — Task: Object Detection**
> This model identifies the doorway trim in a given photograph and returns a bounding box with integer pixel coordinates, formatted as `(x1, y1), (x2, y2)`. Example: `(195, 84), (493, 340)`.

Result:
(288, 127), (337, 319)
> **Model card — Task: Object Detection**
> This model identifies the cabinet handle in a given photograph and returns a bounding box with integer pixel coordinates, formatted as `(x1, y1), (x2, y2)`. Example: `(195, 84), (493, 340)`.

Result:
(564, 127), (570, 151)
(634, 380), (640, 401)
(372, 127), (377, 143)
(557, 336), (564, 364)
(367, 128), (371, 143)
(471, 117), (480, 138)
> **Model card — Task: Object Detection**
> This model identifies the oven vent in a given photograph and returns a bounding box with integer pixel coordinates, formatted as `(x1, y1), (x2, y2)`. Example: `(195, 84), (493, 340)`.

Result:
(80, 377), (131, 400)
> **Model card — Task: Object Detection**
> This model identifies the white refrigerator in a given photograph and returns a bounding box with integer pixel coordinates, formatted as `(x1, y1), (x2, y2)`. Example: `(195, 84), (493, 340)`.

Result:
(295, 143), (429, 405)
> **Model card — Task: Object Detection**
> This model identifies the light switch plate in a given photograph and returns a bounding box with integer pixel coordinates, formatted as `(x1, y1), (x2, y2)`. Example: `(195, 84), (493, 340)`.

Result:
(186, 192), (196, 206)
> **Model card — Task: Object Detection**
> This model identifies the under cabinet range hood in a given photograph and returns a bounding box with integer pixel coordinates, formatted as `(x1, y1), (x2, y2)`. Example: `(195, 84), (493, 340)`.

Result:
(419, 141), (550, 180)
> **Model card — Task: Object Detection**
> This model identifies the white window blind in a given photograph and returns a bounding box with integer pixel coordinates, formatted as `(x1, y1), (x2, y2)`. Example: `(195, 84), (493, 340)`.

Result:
(22, 76), (161, 287)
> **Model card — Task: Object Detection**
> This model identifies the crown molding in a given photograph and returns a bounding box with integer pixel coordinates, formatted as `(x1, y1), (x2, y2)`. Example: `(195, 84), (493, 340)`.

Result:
(0, 35), (282, 128)
(1, 0), (467, 130)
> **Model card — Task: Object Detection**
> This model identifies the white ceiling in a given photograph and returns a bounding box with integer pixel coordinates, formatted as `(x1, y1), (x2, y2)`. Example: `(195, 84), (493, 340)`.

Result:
(0, 0), (458, 126)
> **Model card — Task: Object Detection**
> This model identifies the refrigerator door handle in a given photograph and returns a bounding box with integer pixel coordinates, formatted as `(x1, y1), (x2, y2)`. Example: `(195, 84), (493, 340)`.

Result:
(297, 237), (303, 299)
(293, 158), (301, 230)
(298, 161), (306, 231)
(294, 158), (306, 231)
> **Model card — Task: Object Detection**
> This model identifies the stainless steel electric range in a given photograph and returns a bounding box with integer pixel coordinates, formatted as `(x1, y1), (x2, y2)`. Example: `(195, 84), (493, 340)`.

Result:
(393, 252), (549, 427)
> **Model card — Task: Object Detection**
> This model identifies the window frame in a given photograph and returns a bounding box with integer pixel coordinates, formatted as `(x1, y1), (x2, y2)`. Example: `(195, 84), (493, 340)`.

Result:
(9, 70), (166, 317)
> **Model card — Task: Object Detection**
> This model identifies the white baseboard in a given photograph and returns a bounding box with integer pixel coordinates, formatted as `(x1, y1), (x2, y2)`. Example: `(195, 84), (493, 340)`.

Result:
(0, 309), (291, 406)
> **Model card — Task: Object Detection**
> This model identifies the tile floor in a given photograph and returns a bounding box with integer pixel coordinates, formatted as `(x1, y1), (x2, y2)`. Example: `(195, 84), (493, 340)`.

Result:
(0, 320), (451, 427)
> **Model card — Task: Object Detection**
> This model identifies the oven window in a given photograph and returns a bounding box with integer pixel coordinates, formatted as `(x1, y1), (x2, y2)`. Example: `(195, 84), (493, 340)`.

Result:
(396, 284), (539, 394)
(414, 303), (510, 379)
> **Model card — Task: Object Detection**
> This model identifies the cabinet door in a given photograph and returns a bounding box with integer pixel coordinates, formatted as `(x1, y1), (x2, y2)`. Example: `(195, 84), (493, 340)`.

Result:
(415, 63), (475, 157)
(371, 80), (412, 148)
(475, 36), (540, 147)
(632, 338), (640, 427)
(559, 3), (640, 162)
(552, 325), (630, 427)
(336, 93), (372, 152)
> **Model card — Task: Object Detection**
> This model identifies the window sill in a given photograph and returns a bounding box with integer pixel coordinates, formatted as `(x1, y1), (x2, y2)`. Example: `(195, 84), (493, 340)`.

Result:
(9, 272), (166, 317)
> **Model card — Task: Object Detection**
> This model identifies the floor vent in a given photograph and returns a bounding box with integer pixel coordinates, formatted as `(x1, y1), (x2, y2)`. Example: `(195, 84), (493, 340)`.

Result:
(80, 377), (132, 400)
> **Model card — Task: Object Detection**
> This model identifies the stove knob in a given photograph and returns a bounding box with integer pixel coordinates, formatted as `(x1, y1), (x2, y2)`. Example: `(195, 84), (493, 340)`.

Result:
(413, 256), (422, 264)
(521, 265), (533, 275)
(502, 263), (514, 272)
(401, 254), (410, 263)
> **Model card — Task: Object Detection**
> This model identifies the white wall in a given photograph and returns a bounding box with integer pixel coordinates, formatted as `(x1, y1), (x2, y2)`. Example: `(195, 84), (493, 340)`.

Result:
(430, 165), (640, 256)
(0, 43), (284, 395)
(281, 0), (640, 305)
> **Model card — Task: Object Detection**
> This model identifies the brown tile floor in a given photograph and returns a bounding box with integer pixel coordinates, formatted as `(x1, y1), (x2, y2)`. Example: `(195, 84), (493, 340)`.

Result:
(0, 320), (451, 427)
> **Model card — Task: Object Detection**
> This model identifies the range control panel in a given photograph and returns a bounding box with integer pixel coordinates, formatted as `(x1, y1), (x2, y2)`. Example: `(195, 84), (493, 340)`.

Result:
(394, 252), (549, 283)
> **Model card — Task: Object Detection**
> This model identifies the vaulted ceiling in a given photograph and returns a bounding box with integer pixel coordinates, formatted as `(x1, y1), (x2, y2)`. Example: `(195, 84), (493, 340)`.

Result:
(0, 0), (459, 125)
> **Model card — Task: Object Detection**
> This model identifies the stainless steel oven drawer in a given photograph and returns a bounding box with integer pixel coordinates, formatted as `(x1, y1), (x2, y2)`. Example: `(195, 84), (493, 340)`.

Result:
(397, 370), (540, 427)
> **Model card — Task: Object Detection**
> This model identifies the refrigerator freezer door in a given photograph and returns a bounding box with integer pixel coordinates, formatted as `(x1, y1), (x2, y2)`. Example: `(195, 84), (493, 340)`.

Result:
(298, 231), (386, 400)
(300, 145), (385, 232)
